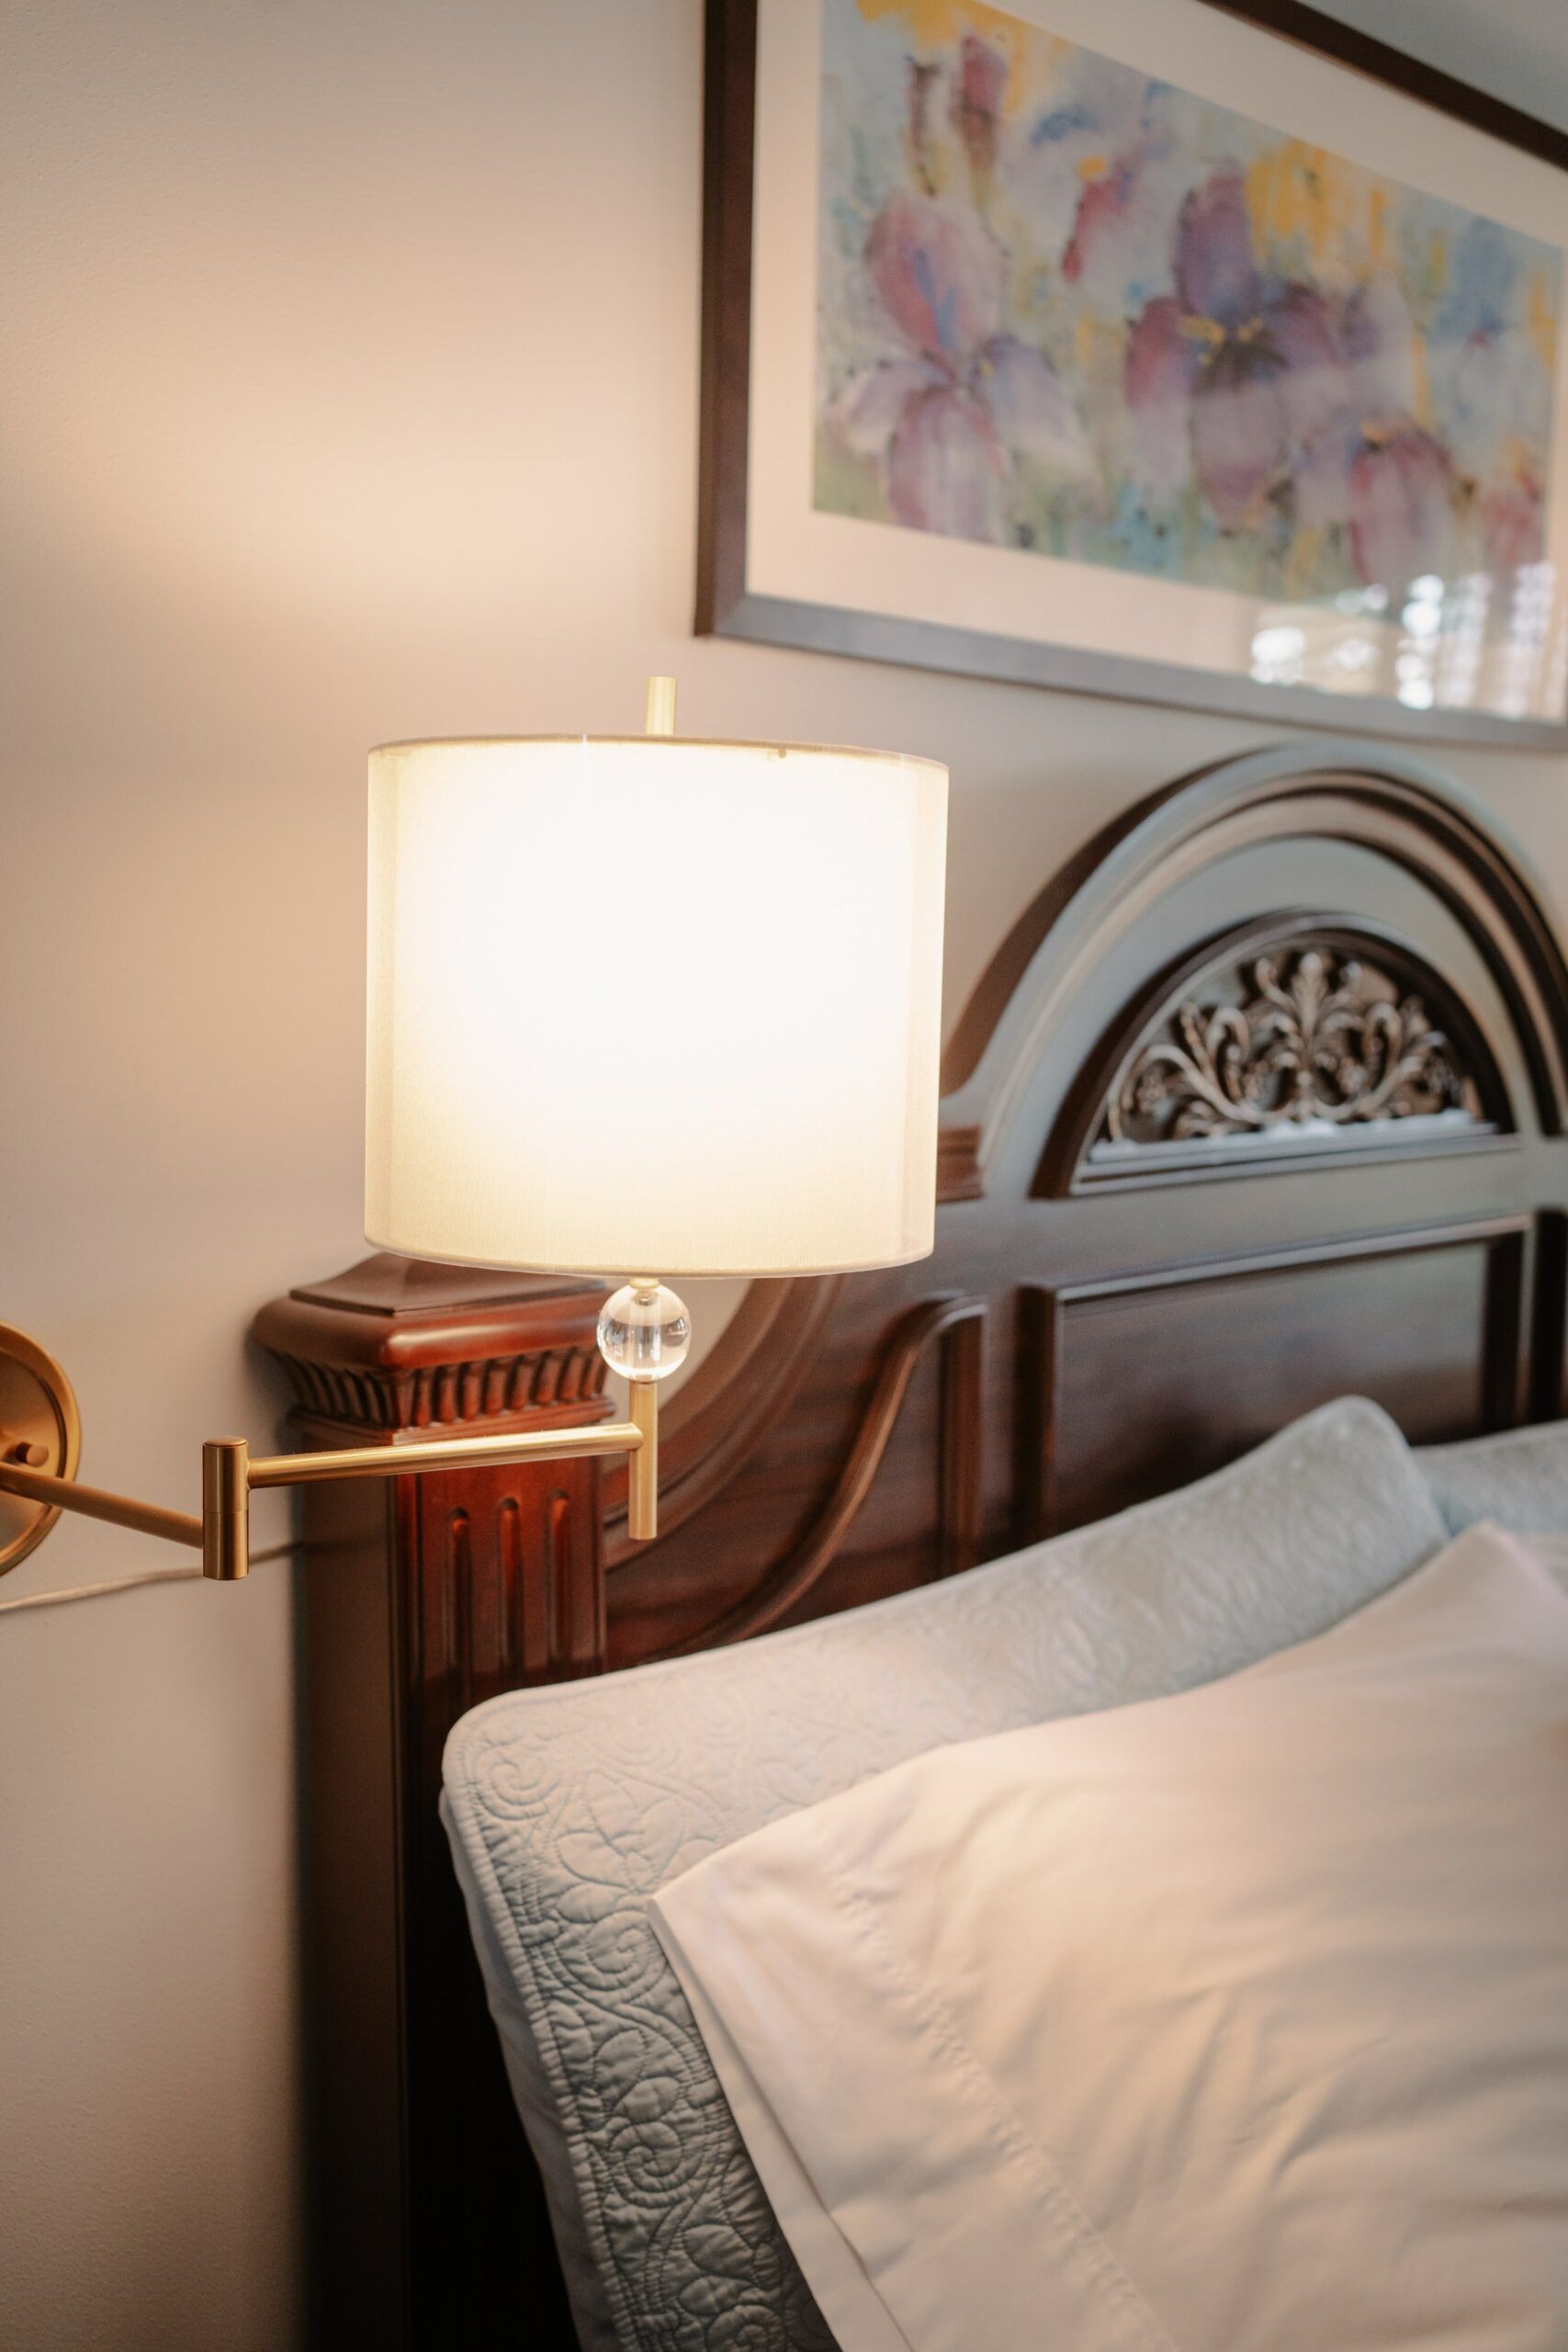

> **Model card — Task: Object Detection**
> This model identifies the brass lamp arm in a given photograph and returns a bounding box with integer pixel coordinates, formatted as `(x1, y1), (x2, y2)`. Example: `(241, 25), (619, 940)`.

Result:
(0, 1387), (659, 1581)
(0, 1464), (205, 1553)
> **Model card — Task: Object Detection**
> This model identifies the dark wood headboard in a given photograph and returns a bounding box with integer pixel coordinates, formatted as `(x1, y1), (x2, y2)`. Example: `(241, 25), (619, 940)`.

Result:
(256, 740), (1568, 2351)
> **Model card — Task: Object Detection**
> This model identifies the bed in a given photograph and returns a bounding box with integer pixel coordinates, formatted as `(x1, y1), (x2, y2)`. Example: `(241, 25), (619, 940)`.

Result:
(257, 737), (1568, 2347)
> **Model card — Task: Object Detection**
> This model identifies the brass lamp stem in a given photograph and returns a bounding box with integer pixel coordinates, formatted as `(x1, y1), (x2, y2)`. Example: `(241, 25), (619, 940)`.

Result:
(627, 1381), (659, 1543)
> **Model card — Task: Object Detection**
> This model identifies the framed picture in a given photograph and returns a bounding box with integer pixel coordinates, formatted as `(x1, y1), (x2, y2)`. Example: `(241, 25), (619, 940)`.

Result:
(697, 0), (1568, 746)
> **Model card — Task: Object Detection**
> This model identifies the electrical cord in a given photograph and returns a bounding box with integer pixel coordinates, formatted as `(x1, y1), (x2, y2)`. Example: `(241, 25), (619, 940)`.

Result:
(0, 1541), (298, 1617)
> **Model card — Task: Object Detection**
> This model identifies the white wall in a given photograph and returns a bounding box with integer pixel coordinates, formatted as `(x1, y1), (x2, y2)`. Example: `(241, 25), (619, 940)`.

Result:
(2, 2), (1563, 2346)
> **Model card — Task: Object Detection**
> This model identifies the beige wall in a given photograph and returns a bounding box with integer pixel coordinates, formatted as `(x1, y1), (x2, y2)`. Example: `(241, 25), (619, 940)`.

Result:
(2, 2), (1563, 2346)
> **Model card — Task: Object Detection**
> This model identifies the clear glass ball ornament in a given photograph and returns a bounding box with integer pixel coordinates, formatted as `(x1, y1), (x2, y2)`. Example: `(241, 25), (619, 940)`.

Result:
(596, 1281), (692, 1384)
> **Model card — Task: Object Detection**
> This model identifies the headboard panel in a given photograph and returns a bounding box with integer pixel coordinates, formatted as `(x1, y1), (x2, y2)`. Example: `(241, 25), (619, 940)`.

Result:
(262, 738), (1568, 2351)
(1024, 1219), (1531, 1539)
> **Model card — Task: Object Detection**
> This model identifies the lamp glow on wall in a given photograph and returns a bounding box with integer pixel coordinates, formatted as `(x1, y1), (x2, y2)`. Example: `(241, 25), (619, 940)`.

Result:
(0, 682), (949, 1578)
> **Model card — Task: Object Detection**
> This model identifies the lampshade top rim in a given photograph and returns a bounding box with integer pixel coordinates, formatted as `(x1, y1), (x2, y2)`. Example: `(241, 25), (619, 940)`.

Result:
(368, 733), (947, 775)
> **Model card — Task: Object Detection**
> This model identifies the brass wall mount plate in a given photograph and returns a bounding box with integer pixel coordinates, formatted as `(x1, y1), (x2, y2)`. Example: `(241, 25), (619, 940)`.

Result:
(0, 1324), (82, 1574)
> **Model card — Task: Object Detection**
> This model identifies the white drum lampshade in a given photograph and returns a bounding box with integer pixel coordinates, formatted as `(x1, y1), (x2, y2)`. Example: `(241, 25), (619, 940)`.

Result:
(365, 731), (949, 1282)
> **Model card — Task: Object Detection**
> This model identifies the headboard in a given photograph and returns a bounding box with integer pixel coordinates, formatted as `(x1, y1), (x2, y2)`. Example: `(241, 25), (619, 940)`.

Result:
(257, 740), (1568, 2350)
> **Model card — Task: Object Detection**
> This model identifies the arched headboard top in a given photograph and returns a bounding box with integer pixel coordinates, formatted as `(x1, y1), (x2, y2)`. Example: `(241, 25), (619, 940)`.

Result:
(941, 741), (1568, 1197)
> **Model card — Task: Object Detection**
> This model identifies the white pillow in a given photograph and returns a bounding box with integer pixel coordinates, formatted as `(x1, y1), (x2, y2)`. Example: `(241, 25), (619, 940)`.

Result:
(652, 1525), (1568, 2352)
(1522, 1530), (1568, 1592)
(1419, 1420), (1568, 1537)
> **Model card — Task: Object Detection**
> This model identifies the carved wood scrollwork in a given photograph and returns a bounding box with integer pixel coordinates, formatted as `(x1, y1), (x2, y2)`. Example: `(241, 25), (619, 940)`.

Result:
(1094, 937), (1492, 1167)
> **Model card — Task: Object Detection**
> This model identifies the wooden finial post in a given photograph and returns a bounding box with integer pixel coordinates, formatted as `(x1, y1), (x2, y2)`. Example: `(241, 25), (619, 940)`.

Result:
(645, 675), (677, 737)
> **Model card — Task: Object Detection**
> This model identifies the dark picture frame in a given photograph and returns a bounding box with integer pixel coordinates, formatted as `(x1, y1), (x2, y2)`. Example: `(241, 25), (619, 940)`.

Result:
(696, 0), (1568, 747)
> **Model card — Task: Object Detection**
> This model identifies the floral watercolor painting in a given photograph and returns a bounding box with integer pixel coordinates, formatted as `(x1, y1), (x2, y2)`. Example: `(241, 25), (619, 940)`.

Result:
(815, 0), (1562, 612)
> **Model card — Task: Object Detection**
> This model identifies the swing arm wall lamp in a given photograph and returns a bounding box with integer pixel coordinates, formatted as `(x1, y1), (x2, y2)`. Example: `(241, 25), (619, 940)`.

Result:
(0, 679), (947, 1588)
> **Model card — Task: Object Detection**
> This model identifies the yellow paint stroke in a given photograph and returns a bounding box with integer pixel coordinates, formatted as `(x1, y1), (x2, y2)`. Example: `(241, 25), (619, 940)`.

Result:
(855, 0), (1066, 113)
(1077, 153), (1108, 183)
(1368, 185), (1390, 269)
(1073, 312), (1124, 400)
(857, 0), (1016, 47)
(1075, 312), (1100, 380)
(1425, 232), (1448, 302)
(1245, 141), (1358, 277)
(1504, 431), (1541, 490)
(1529, 269), (1561, 372)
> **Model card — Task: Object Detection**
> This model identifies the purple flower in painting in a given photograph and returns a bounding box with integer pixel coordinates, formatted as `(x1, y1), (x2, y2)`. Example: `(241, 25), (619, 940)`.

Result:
(886, 387), (1008, 537)
(1479, 460), (1547, 573)
(1174, 169), (1263, 329)
(866, 187), (1004, 366)
(1120, 165), (1471, 584)
(1337, 286), (1469, 583)
(1188, 338), (1288, 531)
(1132, 168), (1290, 529)
(1347, 425), (1458, 587)
(950, 35), (1008, 198)
(834, 189), (1095, 542)
(1062, 159), (1140, 288)
(1123, 297), (1202, 503)
(1261, 283), (1357, 530)
(1266, 285), (1347, 449)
